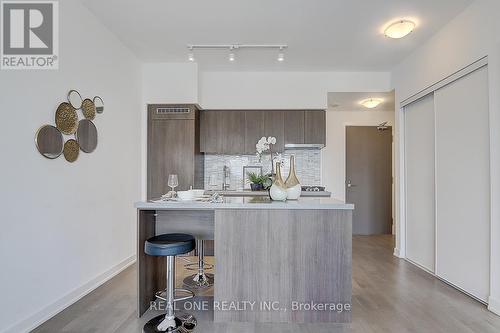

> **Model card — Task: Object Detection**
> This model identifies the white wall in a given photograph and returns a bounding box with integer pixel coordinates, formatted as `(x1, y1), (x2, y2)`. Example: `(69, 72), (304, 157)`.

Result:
(0, 1), (141, 332)
(322, 110), (394, 202)
(140, 63), (199, 198)
(142, 63), (198, 104)
(199, 71), (391, 109)
(391, 0), (500, 314)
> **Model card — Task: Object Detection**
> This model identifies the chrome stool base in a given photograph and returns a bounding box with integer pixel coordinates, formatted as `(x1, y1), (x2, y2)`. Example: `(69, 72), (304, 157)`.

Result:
(183, 273), (214, 289)
(143, 313), (197, 332)
(155, 288), (195, 302)
(184, 262), (214, 271)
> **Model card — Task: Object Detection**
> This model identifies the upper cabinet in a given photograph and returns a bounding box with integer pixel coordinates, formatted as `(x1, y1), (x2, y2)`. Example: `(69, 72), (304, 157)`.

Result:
(263, 111), (285, 152)
(200, 110), (222, 153)
(200, 110), (326, 153)
(284, 111), (305, 145)
(304, 110), (326, 145)
(201, 110), (246, 153)
(244, 111), (265, 153)
(221, 110), (246, 154)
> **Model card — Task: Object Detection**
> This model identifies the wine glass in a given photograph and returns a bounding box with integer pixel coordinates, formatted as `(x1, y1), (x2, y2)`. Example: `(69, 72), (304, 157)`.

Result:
(168, 174), (179, 194)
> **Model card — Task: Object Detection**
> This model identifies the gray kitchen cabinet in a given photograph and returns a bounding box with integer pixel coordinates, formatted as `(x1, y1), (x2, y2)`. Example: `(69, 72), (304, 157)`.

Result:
(200, 110), (222, 153)
(200, 109), (325, 154)
(220, 110), (246, 153)
(264, 111), (285, 152)
(284, 110), (305, 145)
(305, 110), (326, 145)
(147, 104), (204, 199)
(244, 111), (265, 153)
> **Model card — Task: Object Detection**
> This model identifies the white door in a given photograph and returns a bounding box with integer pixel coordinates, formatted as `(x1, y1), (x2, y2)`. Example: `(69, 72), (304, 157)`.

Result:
(405, 94), (436, 272)
(434, 66), (490, 302)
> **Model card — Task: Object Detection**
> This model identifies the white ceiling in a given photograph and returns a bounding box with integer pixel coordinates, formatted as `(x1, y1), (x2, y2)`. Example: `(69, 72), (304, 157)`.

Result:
(82, 0), (473, 71)
(328, 91), (395, 112)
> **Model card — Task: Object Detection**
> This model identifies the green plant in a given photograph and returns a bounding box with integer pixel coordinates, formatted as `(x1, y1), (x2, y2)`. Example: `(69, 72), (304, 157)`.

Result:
(247, 172), (273, 190)
(247, 172), (264, 184)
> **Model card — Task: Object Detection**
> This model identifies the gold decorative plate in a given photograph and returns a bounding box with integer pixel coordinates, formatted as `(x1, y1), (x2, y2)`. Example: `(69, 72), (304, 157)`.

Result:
(82, 98), (96, 120)
(63, 139), (80, 162)
(55, 102), (78, 135)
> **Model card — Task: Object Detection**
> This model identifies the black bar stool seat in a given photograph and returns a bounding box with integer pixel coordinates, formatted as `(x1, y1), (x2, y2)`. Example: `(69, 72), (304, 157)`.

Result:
(145, 233), (195, 256)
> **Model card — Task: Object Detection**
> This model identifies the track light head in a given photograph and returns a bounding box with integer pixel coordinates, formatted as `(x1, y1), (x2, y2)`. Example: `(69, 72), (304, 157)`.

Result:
(228, 47), (236, 62)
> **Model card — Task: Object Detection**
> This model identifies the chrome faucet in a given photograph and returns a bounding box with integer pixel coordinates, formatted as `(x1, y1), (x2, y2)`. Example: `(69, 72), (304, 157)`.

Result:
(222, 165), (230, 190)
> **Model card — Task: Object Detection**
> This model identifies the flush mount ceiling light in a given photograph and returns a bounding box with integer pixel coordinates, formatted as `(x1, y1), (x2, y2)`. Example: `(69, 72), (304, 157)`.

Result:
(384, 20), (416, 39)
(187, 44), (288, 62)
(360, 98), (384, 109)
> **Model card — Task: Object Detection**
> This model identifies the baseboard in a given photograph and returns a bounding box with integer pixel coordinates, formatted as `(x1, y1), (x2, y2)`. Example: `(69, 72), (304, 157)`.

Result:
(2, 255), (136, 333)
(393, 247), (402, 258)
(488, 296), (500, 316)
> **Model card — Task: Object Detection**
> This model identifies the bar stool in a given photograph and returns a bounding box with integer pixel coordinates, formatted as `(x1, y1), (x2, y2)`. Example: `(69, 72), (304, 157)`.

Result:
(143, 233), (197, 333)
(183, 239), (214, 289)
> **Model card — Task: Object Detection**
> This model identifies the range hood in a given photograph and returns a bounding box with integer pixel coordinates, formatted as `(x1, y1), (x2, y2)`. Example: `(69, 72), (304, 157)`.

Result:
(284, 143), (324, 149)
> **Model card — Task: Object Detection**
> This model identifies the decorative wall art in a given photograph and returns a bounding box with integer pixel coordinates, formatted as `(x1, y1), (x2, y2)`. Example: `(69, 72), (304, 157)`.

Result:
(35, 89), (104, 163)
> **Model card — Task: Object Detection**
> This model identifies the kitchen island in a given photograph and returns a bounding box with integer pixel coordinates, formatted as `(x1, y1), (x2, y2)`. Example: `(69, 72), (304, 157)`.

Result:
(135, 197), (353, 323)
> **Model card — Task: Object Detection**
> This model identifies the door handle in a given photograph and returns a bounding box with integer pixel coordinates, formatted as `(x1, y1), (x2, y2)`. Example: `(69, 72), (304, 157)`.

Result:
(346, 180), (357, 188)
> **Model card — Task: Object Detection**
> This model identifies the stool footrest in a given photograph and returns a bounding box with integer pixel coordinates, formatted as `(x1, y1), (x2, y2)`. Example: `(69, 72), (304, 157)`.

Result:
(184, 262), (214, 271)
(155, 288), (195, 302)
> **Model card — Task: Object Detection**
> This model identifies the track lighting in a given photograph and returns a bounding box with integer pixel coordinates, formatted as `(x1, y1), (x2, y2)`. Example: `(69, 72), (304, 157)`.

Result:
(187, 47), (195, 62)
(186, 44), (287, 63)
(228, 47), (236, 62)
(277, 47), (285, 62)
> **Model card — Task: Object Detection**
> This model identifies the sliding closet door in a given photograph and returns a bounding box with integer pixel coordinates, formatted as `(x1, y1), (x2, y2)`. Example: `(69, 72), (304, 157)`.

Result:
(405, 94), (436, 272)
(435, 66), (490, 302)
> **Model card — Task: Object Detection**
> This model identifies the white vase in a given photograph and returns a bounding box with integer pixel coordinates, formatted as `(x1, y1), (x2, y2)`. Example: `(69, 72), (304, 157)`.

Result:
(270, 183), (288, 201)
(286, 184), (301, 200)
(285, 155), (301, 200)
(269, 163), (288, 201)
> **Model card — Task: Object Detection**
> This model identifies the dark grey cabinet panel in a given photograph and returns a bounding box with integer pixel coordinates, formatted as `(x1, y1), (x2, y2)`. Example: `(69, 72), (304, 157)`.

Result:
(244, 111), (265, 153)
(264, 111), (285, 152)
(221, 111), (246, 153)
(200, 110), (222, 153)
(199, 110), (325, 154)
(147, 105), (203, 199)
(284, 111), (305, 145)
(305, 110), (326, 145)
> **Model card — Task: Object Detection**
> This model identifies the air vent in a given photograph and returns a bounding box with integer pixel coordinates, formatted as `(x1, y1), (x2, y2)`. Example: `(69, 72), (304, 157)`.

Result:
(156, 107), (190, 114)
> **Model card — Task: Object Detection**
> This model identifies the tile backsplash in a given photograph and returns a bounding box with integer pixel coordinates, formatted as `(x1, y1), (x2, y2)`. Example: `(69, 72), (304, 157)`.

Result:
(204, 150), (321, 190)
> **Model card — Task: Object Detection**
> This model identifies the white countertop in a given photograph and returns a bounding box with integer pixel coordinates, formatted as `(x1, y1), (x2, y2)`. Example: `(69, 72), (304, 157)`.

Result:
(204, 190), (332, 197)
(135, 196), (354, 210)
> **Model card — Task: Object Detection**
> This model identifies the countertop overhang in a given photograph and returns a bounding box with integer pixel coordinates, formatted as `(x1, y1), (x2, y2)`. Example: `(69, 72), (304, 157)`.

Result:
(135, 197), (354, 210)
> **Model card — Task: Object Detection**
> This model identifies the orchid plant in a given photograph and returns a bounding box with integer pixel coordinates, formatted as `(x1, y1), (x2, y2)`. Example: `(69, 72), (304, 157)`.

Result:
(256, 136), (283, 175)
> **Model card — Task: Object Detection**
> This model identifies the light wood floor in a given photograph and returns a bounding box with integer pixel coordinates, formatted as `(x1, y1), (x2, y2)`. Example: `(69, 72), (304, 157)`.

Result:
(33, 236), (500, 332)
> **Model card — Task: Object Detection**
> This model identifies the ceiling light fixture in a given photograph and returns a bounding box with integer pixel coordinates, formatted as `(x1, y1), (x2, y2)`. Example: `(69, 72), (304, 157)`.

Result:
(228, 46), (236, 62)
(384, 20), (415, 39)
(360, 98), (383, 109)
(277, 47), (285, 62)
(187, 46), (195, 62)
(186, 44), (287, 62)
